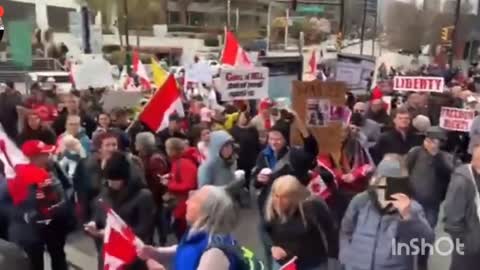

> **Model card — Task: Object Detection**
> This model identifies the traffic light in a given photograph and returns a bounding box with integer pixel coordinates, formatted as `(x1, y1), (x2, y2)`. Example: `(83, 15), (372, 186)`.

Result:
(336, 32), (343, 51)
(441, 26), (454, 43)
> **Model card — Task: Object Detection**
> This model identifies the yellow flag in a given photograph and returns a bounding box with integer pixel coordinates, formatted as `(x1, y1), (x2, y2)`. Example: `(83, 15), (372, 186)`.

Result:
(151, 58), (168, 88)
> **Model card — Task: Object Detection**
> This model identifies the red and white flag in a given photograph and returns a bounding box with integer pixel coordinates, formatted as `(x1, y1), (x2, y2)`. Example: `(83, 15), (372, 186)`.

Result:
(279, 256), (298, 270)
(103, 208), (143, 270)
(308, 49), (318, 75)
(220, 29), (253, 68)
(0, 125), (29, 178)
(139, 74), (185, 132)
(124, 50), (151, 91)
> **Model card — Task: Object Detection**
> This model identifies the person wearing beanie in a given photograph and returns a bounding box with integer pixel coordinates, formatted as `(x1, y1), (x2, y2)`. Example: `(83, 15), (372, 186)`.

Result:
(406, 126), (459, 269)
(85, 151), (155, 270)
(339, 154), (434, 270)
(353, 102), (381, 148)
(253, 110), (317, 270)
(367, 88), (390, 127)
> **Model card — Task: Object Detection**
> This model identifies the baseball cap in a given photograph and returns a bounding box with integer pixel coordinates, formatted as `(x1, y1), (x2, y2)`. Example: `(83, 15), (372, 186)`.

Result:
(21, 140), (56, 158)
(425, 126), (447, 141)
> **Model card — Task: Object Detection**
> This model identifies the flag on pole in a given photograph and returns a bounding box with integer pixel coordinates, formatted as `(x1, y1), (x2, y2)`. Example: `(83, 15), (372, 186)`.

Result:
(220, 29), (253, 68)
(103, 208), (143, 270)
(308, 49), (318, 75)
(279, 256), (297, 270)
(139, 74), (185, 132)
(0, 125), (29, 178)
(151, 57), (169, 88)
(132, 50), (151, 90)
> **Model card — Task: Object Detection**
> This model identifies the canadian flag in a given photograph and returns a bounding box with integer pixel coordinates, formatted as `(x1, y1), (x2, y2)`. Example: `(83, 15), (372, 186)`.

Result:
(103, 208), (143, 270)
(279, 256), (297, 270)
(139, 74), (185, 132)
(0, 125), (29, 178)
(220, 29), (253, 68)
(124, 50), (151, 91)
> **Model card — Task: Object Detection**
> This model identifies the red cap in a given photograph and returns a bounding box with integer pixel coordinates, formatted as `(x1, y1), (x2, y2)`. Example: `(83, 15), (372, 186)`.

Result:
(371, 86), (383, 101)
(21, 140), (56, 158)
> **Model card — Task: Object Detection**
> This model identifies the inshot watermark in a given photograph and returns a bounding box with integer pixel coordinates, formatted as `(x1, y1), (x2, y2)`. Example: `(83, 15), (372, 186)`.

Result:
(392, 237), (465, 256)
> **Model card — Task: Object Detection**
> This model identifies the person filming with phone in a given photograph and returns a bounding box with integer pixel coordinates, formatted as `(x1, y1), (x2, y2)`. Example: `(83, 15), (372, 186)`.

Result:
(339, 154), (434, 270)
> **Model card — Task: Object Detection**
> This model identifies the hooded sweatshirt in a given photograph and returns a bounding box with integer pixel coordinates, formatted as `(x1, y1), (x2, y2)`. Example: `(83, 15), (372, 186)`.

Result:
(198, 130), (236, 187)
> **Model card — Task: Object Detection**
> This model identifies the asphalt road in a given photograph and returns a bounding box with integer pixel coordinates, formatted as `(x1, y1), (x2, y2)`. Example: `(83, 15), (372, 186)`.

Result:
(44, 205), (451, 270)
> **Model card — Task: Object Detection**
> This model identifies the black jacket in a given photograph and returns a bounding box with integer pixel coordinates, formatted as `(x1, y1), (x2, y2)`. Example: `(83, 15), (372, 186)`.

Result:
(253, 134), (318, 214)
(17, 127), (57, 146)
(231, 125), (261, 175)
(372, 129), (422, 164)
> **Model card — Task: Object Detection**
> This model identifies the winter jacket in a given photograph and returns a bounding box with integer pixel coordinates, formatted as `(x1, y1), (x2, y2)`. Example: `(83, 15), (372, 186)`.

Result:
(340, 192), (434, 270)
(139, 150), (170, 206)
(360, 119), (381, 148)
(253, 134), (318, 215)
(168, 148), (199, 219)
(406, 146), (457, 208)
(444, 165), (480, 256)
(264, 198), (338, 269)
(372, 129), (422, 164)
(230, 125), (261, 178)
(198, 131), (237, 187)
(94, 167), (155, 244)
(366, 109), (390, 128)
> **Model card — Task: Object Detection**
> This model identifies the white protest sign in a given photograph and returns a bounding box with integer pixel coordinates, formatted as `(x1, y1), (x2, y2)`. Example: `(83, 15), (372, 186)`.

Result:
(439, 107), (475, 132)
(101, 91), (144, 112)
(393, 76), (444, 93)
(219, 67), (269, 101)
(72, 54), (114, 90)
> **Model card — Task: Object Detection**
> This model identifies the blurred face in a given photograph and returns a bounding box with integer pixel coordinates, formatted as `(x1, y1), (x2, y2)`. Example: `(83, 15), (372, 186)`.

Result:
(108, 180), (124, 191)
(393, 112), (411, 130)
(200, 129), (210, 143)
(273, 189), (293, 213)
(100, 137), (118, 160)
(98, 114), (110, 128)
(268, 131), (286, 152)
(30, 154), (50, 168)
(238, 112), (249, 126)
(186, 187), (208, 225)
(27, 114), (41, 130)
(424, 137), (440, 152)
(370, 100), (383, 113)
(220, 142), (234, 159)
(169, 120), (179, 131)
(65, 96), (80, 113)
(66, 116), (81, 135)
(353, 103), (367, 116)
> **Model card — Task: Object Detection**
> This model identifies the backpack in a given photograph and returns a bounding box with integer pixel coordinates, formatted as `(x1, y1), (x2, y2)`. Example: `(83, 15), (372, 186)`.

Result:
(207, 242), (264, 270)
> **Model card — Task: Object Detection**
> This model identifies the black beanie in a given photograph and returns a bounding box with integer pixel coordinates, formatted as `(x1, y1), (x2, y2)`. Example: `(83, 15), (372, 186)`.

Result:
(269, 120), (291, 144)
(103, 152), (131, 181)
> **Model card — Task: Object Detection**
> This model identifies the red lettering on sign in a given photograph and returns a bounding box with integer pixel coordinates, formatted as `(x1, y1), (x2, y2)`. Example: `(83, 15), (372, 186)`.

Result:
(225, 73), (243, 81)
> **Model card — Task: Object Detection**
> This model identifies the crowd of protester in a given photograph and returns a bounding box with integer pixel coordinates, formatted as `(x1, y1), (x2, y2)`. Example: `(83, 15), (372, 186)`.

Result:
(0, 61), (479, 270)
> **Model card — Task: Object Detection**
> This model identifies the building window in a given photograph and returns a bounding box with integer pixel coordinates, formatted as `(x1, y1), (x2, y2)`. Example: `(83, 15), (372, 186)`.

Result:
(47, 6), (76, 32)
(169, 12), (181, 24)
(189, 12), (205, 26)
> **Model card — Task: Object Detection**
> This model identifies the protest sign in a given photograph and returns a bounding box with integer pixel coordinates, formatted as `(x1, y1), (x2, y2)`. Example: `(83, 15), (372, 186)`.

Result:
(335, 53), (375, 92)
(101, 91), (144, 112)
(291, 80), (346, 159)
(439, 107), (475, 132)
(393, 76), (444, 93)
(72, 54), (114, 90)
(219, 67), (269, 101)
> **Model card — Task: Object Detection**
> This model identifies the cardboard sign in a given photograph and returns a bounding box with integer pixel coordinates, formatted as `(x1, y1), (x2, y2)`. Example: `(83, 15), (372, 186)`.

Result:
(439, 107), (475, 132)
(291, 80), (346, 160)
(219, 67), (269, 101)
(393, 76), (444, 93)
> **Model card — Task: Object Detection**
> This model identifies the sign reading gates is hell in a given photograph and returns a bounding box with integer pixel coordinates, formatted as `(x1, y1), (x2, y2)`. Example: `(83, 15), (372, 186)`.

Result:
(393, 76), (444, 93)
(219, 67), (269, 101)
(440, 107), (475, 132)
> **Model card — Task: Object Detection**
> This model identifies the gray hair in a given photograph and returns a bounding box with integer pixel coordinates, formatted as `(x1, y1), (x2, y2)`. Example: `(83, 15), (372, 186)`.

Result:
(194, 186), (239, 235)
(135, 132), (156, 150)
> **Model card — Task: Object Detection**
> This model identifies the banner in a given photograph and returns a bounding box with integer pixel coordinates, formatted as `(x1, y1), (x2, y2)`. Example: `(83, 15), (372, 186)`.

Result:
(439, 107), (475, 132)
(219, 67), (269, 101)
(72, 54), (114, 90)
(393, 76), (444, 92)
(8, 21), (32, 68)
